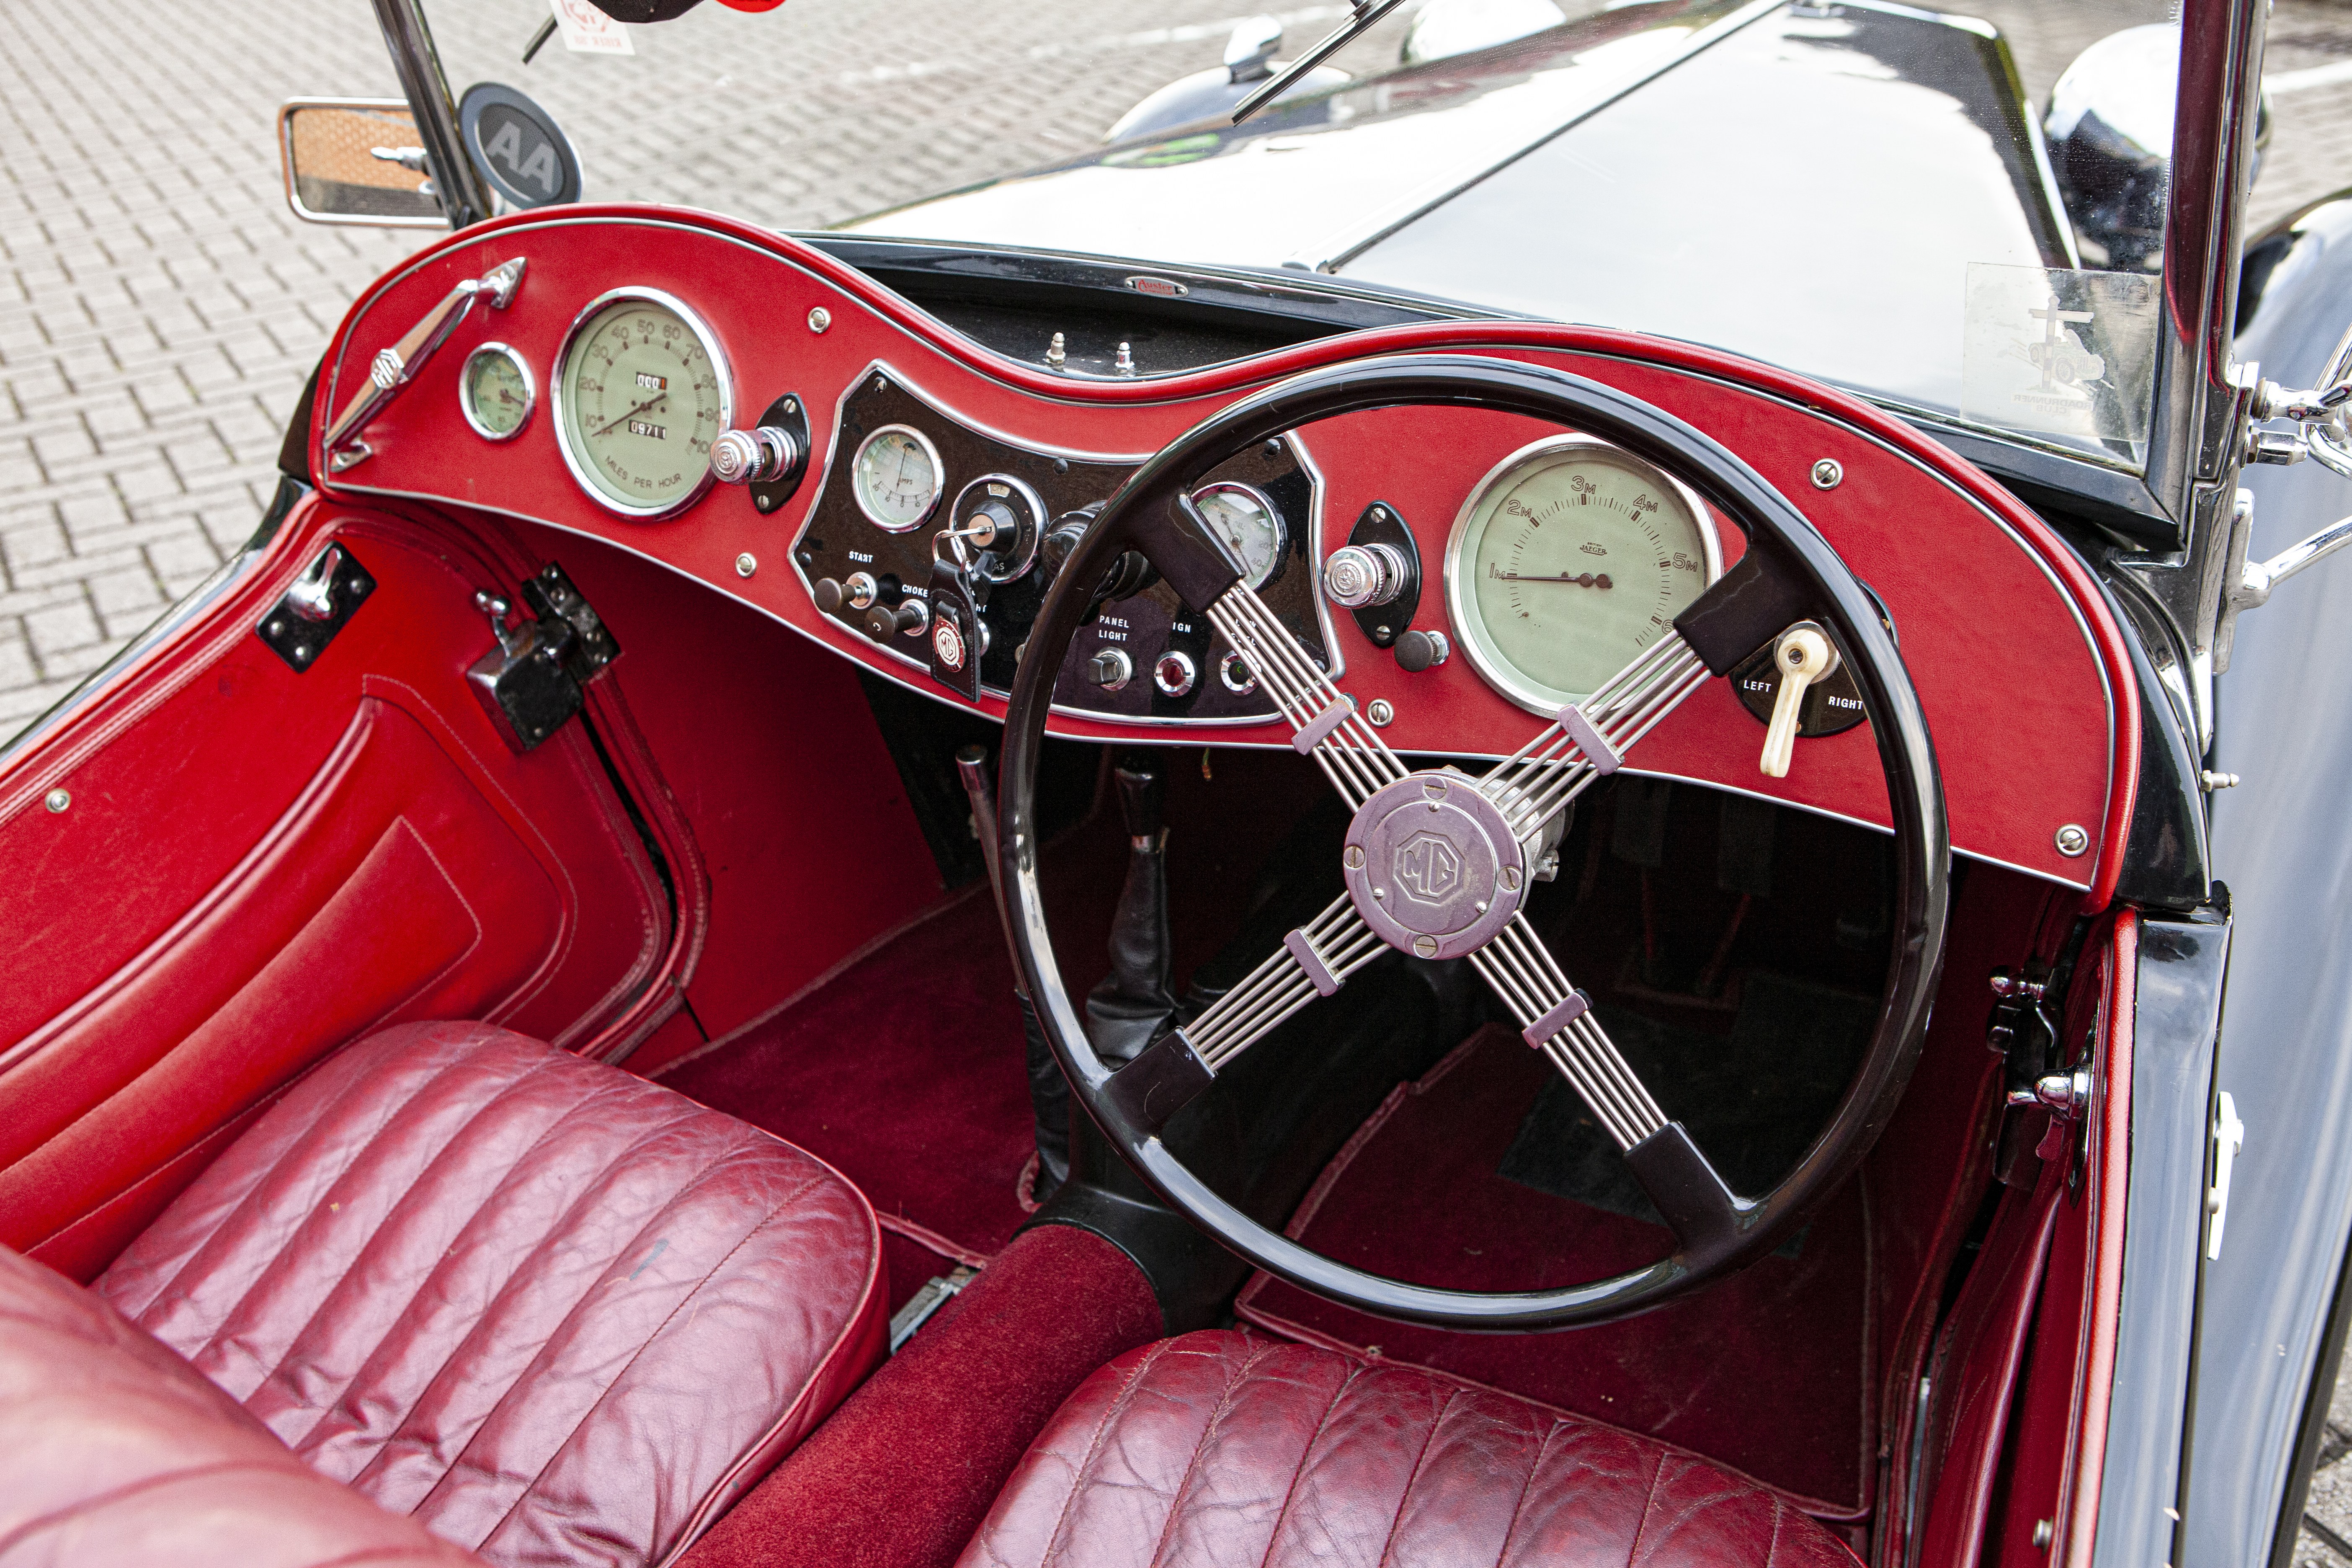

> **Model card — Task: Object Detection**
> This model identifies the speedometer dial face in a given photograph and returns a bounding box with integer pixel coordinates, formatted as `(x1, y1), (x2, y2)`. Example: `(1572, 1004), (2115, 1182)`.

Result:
(853, 425), (944, 532)
(554, 289), (730, 518)
(1444, 436), (1721, 710)
(1190, 482), (1284, 589)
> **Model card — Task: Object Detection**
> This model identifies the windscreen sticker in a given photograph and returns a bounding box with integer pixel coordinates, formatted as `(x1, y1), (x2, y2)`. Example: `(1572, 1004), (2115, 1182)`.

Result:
(552, 0), (636, 56)
(1961, 263), (2159, 456)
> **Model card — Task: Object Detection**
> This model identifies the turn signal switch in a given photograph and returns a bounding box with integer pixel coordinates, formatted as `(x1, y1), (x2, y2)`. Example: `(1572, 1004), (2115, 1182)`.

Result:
(709, 426), (802, 485)
(1759, 623), (1838, 779)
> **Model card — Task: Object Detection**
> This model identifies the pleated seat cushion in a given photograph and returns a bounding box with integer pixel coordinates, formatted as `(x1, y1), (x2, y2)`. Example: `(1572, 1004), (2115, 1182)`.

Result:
(959, 1331), (1862, 1568)
(95, 1020), (886, 1568)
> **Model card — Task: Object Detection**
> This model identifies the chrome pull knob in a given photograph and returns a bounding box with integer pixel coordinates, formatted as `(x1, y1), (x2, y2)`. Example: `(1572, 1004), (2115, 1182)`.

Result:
(710, 426), (801, 485)
(1322, 544), (1406, 609)
(861, 598), (929, 642)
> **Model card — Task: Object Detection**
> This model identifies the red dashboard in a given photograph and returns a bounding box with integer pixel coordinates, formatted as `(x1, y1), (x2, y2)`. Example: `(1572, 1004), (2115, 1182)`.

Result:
(315, 206), (2135, 902)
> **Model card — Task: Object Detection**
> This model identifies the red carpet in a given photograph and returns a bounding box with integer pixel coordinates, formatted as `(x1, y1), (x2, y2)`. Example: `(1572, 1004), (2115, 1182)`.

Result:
(1237, 1024), (1875, 1518)
(657, 887), (1038, 1272)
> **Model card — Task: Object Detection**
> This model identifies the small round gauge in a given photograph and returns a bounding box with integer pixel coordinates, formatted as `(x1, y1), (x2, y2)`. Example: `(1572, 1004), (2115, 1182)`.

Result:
(1190, 482), (1285, 589)
(853, 425), (944, 532)
(554, 289), (731, 518)
(459, 343), (533, 441)
(1444, 436), (1722, 710)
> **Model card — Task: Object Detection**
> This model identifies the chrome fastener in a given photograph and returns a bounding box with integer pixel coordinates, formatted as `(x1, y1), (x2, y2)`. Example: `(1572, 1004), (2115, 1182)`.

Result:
(2201, 770), (2240, 791)
(1367, 698), (1395, 727)
(807, 307), (831, 334)
(735, 553), (757, 578)
(2053, 823), (2090, 857)
(2006, 1068), (2092, 1119)
(1811, 459), (1843, 490)
(44, 788), (69, 813)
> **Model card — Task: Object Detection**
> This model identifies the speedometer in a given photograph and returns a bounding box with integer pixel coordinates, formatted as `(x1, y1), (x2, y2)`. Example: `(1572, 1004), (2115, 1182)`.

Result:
(1444, 436), (1721, 710)
(554, 288), (730, 518)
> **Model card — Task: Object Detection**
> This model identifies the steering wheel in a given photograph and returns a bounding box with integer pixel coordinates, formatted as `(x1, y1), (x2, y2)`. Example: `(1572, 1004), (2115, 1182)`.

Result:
(999, 354), (1950, 1330)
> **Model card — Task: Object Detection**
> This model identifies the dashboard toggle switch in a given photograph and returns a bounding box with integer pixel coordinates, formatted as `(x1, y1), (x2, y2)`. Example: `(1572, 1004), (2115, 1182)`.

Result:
(1759, 623), (1838, 779)
(710, 425), (801, 485)
(1086, 648), (1134, 691)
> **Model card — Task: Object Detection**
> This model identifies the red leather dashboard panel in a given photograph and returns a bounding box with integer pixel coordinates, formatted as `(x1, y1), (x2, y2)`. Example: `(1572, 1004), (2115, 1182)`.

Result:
(315, 207), (2133, 899)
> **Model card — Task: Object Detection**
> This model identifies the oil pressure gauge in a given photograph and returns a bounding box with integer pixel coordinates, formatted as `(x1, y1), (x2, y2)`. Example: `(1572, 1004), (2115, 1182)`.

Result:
(853, 424), (944, 532)
(1189, 481), (1285, 590)
(460, 343), (533, 441)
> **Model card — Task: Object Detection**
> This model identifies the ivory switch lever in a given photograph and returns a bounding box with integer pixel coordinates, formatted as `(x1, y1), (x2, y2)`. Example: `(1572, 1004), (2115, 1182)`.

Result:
(1760, 624), (1837, 779)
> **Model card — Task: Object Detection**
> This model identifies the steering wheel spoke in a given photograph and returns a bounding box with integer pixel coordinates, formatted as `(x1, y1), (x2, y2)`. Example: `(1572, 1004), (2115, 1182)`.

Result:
(1204, 582), (1405, 811)
(1466, 912), (1668, 1149)
(1478, 631), (1710, 843)
(1101, 893), (1381, 1133)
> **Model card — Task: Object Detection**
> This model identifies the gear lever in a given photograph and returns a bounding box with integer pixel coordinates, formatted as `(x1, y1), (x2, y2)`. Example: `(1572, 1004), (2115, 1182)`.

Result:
(954, 745), (1068, 1202)
(1086, 757), (1176, 1068)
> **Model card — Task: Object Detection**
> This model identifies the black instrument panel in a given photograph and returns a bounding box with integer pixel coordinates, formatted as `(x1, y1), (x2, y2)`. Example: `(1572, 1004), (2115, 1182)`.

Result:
(789, 366), (1333, 723)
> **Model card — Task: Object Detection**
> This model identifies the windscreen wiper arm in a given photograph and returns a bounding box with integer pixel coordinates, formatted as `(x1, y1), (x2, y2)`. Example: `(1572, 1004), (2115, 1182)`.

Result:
(1231, 0), (1411, 124)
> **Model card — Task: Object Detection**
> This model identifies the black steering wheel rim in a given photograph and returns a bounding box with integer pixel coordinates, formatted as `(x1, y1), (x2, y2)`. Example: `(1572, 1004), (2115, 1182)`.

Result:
(1000, 353), (1950, 1331)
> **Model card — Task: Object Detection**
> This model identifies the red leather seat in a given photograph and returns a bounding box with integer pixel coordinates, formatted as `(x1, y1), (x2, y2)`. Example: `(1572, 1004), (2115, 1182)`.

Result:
(958, 1332), (1861, 1568)
(35, 1020), (885, 1568)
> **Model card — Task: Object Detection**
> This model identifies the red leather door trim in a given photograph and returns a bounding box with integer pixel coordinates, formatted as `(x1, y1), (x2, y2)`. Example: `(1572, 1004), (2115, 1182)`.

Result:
(0, 698), (562, 1256)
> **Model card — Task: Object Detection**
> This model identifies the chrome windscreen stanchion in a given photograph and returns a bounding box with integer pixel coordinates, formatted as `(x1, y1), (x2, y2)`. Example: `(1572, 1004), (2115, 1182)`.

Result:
(956, 744), (1068, 1202)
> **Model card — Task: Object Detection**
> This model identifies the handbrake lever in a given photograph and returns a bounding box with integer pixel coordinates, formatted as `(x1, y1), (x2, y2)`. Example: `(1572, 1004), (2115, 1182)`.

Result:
(954, 745), (1068, 1202)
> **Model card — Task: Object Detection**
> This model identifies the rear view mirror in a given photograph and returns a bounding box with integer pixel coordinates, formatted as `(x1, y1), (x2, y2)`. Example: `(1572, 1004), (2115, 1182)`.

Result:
(278, 98), (448, 228)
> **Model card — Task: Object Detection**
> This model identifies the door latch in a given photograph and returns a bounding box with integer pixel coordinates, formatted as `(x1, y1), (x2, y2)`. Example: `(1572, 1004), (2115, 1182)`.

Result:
(465, 561), (620, 752)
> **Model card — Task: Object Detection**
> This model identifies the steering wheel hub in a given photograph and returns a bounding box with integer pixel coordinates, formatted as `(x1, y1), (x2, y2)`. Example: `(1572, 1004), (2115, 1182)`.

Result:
(1343, 771), (1526, 960)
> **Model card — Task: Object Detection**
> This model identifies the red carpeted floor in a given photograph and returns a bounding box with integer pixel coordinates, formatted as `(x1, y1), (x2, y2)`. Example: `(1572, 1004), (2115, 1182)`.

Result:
(656, 887), (1039, 1278)
(1237, 1023), (1876, 1518)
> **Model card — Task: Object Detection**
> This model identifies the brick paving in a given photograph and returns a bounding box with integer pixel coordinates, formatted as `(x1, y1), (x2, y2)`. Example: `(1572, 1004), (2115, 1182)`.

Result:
(5, 0), (2352, 1547)
(5, 0), (2350, 732)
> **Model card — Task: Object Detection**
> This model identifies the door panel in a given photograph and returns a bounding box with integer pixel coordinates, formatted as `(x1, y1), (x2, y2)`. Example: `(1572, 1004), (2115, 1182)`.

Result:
(0, 499), (676, 1276)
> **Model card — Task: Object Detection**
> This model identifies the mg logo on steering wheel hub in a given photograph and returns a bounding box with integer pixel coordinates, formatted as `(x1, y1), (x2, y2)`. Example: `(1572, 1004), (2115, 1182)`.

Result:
(1343, 770), (1525, 961)
(1395, 831), (1463, 903)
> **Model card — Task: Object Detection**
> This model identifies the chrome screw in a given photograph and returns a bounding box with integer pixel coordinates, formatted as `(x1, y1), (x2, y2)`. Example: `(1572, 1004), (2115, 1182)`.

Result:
(1344, 845), (1365, 869)
(1414, 936), (1439, 958)
(1811, 459), (1843, 490)
(807, 307), (831, 334)
(735, 553), (758, 579)
(2053, 823), (2090, 857)
(1500, 866), (1523, 892)
(2200, 769), (2240, 791)
(44, 788), (69, 813)
(1367, 698), (1395, 727)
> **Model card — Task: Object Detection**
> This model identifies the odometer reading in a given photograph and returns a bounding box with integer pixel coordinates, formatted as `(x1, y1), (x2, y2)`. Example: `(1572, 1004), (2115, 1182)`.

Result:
(555, 291), (730, 518)
(1444, 437), (1720, 709)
